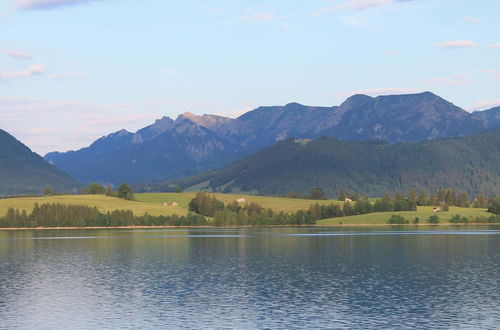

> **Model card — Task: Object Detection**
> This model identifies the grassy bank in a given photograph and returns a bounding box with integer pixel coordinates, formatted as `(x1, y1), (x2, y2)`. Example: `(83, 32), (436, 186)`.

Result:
(317, 206), (491, 225)
(0, 195), (186, 217)
(0, 193), (496, 227)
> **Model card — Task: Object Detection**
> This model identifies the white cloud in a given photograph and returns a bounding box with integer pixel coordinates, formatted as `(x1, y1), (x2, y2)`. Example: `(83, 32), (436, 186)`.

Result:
(433, 40), (478, 49)
(423, 74), (471, 86)
(49, 72), (85, 79)
(216, 101), (255, 118)
(4, 49), (33, 60)
(197, 6), (223, 15)
(237, 13), (275, 22)
(462, 16), (484, 23)
(0, 96), (164, 154)
(312, 0), (413, 15)
(335, 87), (420, 97)
(488, 43), (500, 49)
(469, 99), (500, 112)
(379, 50), (404, 55)
(0, 64), (45, 80)
(478, 69), (500, 81)
(16, 0), (101, 10)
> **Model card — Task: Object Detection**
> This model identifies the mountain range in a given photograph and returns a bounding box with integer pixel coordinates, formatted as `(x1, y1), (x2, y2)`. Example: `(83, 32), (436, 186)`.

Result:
(145, 128), (500, 197)
(0, 129), (81, 195)
(45, 92), (500, 186)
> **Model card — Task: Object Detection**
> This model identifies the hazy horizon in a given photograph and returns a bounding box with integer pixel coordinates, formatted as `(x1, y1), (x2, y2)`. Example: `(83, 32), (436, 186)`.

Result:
(1, 0), (499, 154)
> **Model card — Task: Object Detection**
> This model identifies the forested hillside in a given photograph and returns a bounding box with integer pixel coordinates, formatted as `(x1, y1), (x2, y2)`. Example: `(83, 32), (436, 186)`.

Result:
(145, 128), (500, 197)
(0, 129), (81, 195)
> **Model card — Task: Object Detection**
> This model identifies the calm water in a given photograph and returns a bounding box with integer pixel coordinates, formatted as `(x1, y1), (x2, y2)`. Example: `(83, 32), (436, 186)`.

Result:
(0, 226), (499, 329)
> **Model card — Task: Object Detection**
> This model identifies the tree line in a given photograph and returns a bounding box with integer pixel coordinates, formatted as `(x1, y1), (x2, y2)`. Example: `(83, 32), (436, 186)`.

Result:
(387, 213), (500, 225)
(0, 203), (208, 228)
(334, 188), (490, 208)
(42, 182), (135, 200)
(188, 192), (317, 225)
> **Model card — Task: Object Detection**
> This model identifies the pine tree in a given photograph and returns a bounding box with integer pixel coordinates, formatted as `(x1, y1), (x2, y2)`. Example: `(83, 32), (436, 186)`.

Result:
(458, 192), (469, 208)
(43, 186), (53, 196)
(474, 195), (488, 208)
(117, 184), (134, 200)
(105, 185), (114, 196)
(310, 187), (326, 200)
(417, 190), (427, 206)
(428, 194), (438, 206)
(337, 189), (346, 201)
(408, 189), (417, 203)
(445, 189), (457, 206)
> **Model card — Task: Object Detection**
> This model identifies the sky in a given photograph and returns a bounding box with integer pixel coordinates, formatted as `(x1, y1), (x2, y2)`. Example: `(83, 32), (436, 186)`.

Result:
(1, 0), (499, 154)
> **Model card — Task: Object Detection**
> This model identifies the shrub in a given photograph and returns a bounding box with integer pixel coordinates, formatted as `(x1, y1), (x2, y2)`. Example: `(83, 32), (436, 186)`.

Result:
(387, 215), (408, 224)
(427, 215), (440, 224)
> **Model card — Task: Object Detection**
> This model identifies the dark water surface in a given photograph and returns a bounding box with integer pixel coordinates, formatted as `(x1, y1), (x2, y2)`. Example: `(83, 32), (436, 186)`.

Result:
(0, 226), (499, 329)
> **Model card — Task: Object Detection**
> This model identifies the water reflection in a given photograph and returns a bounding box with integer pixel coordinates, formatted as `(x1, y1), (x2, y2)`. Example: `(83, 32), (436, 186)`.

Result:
(0, 227), (499, 329)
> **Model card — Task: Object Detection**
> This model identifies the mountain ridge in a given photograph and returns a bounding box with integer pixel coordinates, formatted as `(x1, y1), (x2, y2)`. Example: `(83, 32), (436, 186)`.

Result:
(0, 129), (81, 195)
(45, 92), (500, 185)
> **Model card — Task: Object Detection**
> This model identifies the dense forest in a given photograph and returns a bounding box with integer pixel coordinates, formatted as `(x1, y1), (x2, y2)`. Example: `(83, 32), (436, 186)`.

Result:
(144, 128), (500, 197)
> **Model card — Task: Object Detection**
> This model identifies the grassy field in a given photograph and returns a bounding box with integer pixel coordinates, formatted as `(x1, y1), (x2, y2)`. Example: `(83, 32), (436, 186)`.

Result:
(135, 192), (340, 214)
(0, 193), (494, 226)
(0, 195), (187, 217)
(0, 193), (339, 219)
(317, 206), (492, 225)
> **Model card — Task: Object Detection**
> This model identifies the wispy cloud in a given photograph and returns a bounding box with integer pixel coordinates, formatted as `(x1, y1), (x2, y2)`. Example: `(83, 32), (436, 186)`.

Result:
(49, 72), (85, 79)
(16, 0), (101, 10)
(0, 64), (45, 80)
(462, 16), (484, 23)
(4, 49), (33, 60)
(379, 50), (404, 55)
(488, 43), (500, 49)
(423, 74), (471, 86)
(312, 0), (414, 15)
(336, 87), (420, 97)
(478, 69), (500, 81)
(197, 6), (223, 15)
(237, 13), (276, 22)
(469, 99), (500, 112)
(0, 96), (163, 154)
(433, 40), (478, 49)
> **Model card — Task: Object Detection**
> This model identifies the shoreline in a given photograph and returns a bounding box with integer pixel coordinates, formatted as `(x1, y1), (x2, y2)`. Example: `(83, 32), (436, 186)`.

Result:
(0, 223), (499, 231)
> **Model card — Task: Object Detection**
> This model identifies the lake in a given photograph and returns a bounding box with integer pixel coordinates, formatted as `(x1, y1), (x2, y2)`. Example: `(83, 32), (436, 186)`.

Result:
(0, 226), (499, 329)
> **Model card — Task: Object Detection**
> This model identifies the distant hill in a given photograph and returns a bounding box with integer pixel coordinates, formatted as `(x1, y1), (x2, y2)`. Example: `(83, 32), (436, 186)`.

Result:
(45, 92), (500, 184)
(144, 128), (500, 197)
(0, 129), (81, 195)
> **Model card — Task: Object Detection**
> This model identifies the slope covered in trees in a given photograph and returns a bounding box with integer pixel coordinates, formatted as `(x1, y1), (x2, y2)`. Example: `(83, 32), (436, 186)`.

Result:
(147, 128), (500, 197)
(0, 129), (81, 195)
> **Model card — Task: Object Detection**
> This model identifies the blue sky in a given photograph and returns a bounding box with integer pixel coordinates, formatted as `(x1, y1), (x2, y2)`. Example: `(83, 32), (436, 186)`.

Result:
(1, 0), (499, 154)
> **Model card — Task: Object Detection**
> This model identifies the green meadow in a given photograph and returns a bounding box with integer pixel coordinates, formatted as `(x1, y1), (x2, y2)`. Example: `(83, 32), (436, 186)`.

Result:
(135, 192), (340, 214)
(0, 193), (494, 226)
(317, 206), (491, 225)
(0, 195), (184, 217)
